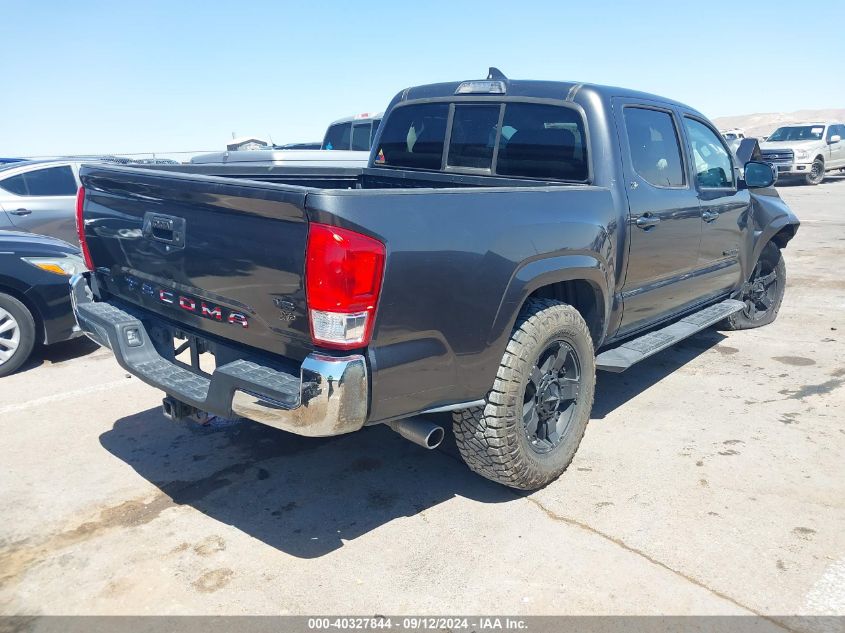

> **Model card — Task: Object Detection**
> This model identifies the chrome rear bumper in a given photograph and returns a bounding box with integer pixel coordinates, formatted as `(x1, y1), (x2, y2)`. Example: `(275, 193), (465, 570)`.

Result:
(70, 273), (369, 436)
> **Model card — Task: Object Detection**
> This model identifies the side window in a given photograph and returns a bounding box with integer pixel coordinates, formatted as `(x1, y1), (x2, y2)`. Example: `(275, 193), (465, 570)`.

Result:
(447, 104), (500, 170)
(374, 103), (449, 170)
(623, 107), (685, 187)
(23, 166), (77, 196)
(323, 122), (351, 150)
(0, 166), (76, 196)
(496, 103), (588, 181)
(683, 118), (734, 188)
(0, 173), (28, 195)
(351, 123), (371, 151)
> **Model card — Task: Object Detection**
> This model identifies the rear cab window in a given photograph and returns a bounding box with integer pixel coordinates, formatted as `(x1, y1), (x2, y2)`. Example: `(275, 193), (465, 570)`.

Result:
(351, 122), (372, 151)
(374, 101), (589, 182)
(375, 103), (449, 170)
(323, 122), (352, 150)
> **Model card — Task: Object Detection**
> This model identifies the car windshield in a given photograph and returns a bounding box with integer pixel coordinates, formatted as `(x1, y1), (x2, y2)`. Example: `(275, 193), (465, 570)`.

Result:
(767, 126), (825, 142)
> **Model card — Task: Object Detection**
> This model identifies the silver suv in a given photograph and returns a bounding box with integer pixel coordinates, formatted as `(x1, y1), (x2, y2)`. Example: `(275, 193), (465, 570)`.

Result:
(760, 122), (845, 185)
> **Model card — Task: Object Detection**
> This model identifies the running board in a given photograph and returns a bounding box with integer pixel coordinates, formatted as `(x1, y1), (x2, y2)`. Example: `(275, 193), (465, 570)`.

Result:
(596, 299), (745, 373)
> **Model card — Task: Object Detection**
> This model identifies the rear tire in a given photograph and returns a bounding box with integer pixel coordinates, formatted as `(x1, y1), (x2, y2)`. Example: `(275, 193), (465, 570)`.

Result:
(452, 299), (595, 490)
(804, 158), (825, 185)
(0, 293), (36, 377)
(721, 242), (786, 331)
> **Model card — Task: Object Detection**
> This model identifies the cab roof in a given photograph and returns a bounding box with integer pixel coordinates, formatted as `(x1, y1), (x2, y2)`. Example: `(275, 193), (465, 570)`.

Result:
(394, 71), (702, 117)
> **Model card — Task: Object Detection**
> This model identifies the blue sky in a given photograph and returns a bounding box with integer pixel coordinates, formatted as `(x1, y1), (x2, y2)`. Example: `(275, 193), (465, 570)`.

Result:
(2, 0), (843, 157)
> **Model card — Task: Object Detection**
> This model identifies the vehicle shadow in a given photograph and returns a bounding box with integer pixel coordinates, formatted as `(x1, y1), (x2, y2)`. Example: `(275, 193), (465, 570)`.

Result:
(99, 408), (513, 559)
(16, 336), (101, 374)
(775, 173), (845, 187)
(99, 328), (725, 558)
(592, 327), (727, 418)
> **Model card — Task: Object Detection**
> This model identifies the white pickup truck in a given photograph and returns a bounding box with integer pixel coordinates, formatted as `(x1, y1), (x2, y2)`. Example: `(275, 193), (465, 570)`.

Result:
(760, 122), (845, 185)
(189, 112), (382, 168)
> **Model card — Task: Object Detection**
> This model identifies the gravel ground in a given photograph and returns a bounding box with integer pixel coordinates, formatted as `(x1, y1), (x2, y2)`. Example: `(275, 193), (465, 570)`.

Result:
(1, 175), (843, 626)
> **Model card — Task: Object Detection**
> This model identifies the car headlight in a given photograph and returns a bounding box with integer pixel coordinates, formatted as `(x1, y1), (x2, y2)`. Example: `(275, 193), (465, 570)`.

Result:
(21, 254), (87, 277)
(795, 150), (810, 160)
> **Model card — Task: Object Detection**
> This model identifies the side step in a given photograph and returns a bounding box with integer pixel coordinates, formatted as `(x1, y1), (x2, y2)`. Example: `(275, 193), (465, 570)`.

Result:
(596, 299), (744, 373)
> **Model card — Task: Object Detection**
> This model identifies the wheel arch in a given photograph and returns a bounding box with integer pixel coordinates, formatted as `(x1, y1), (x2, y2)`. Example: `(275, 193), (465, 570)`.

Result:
(0, 281), (44, 344)
(493, 254), (612, 349)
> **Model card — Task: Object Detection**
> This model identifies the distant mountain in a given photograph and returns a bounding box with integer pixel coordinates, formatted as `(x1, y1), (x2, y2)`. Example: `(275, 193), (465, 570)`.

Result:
(713, 109), (845, 138)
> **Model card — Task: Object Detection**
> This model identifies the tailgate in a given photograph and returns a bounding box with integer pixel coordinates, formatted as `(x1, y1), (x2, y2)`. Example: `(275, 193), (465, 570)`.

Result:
(79, 164), (313, 360)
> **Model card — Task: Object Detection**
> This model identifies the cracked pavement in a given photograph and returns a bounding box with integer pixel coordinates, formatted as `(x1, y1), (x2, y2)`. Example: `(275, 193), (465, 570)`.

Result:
(1, 177), (843, 626)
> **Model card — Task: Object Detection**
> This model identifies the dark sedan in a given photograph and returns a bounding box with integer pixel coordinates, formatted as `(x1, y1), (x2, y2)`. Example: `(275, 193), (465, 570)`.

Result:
(0, 230), (86, 376)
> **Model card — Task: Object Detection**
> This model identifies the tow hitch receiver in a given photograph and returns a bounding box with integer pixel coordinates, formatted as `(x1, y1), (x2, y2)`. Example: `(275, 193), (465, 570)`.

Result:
(162, 396), (199, 422)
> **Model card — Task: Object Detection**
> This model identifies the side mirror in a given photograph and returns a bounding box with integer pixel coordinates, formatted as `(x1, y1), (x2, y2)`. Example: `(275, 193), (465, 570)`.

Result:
(829, 134), (842, 144)
(744, 161), (776, 188)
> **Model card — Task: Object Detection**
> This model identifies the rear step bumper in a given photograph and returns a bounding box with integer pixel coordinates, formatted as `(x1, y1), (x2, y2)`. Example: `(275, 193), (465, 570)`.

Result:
(69, 273), (368, 437)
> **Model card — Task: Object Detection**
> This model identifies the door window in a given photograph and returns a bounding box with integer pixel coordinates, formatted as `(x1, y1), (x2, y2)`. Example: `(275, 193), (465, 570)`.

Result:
(683, 118), (734, 188)
(623, 107), (685, 187)
(0, 165), (77, 196)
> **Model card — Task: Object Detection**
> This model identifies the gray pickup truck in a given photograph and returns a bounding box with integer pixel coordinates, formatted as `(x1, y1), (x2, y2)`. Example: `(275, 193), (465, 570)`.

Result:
(71, 70), (799, 490)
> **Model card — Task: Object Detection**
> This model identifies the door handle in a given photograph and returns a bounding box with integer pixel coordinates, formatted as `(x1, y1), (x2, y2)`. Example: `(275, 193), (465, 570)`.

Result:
(10, 208), (32, 216)
(702, 210), (719, 223)
(635, 214), (661, 230)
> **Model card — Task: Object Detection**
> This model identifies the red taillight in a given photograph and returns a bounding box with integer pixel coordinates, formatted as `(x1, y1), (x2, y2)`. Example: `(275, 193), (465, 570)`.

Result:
(305, 222), (385, 349)
(75, 186), (94, 270)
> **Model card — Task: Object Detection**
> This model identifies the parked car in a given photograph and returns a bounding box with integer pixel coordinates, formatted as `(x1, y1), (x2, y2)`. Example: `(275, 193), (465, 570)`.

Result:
(322, 112), (383, 150)
(72, 70), (797, 490)
(188, 112), (382, 167)
(761, 122), (845, 185)
(0, 160), (87, 245)
(720, 128), (746, 142)
(0, 230), (86, 376)
(720, 128), (746, 154)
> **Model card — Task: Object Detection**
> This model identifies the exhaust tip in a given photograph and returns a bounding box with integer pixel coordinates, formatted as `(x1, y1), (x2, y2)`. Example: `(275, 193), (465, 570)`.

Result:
(387, 418), (445, 450)
(425, 426), (445, 449)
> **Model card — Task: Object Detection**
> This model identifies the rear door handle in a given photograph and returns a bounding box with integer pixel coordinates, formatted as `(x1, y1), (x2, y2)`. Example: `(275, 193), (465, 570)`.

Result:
(702, 210), (719, 223)
(10, 208), (32, 216)
(635, 214), (661, 230)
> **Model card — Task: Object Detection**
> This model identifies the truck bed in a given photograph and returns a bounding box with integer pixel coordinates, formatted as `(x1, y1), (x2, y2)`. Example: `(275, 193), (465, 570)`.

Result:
(79, 163), (616, 423)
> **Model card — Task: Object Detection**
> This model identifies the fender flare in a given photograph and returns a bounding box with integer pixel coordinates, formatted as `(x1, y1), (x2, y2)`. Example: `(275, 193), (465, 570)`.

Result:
(491, 254), (612, 346)
(749, 215), (799, 275)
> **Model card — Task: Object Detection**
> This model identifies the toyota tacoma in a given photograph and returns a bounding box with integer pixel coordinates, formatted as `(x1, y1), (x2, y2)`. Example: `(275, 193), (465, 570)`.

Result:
(71, 69), (799, 490)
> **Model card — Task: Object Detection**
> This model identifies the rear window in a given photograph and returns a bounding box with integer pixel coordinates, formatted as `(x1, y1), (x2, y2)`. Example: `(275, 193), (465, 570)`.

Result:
(323, 122), (352, 150)
(447, 104), (500, 169)
(351, 122), (372, 151)
(375, 101), (588, 181)
(496, 103), (588, 181)
(375, 103), (448, 170)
